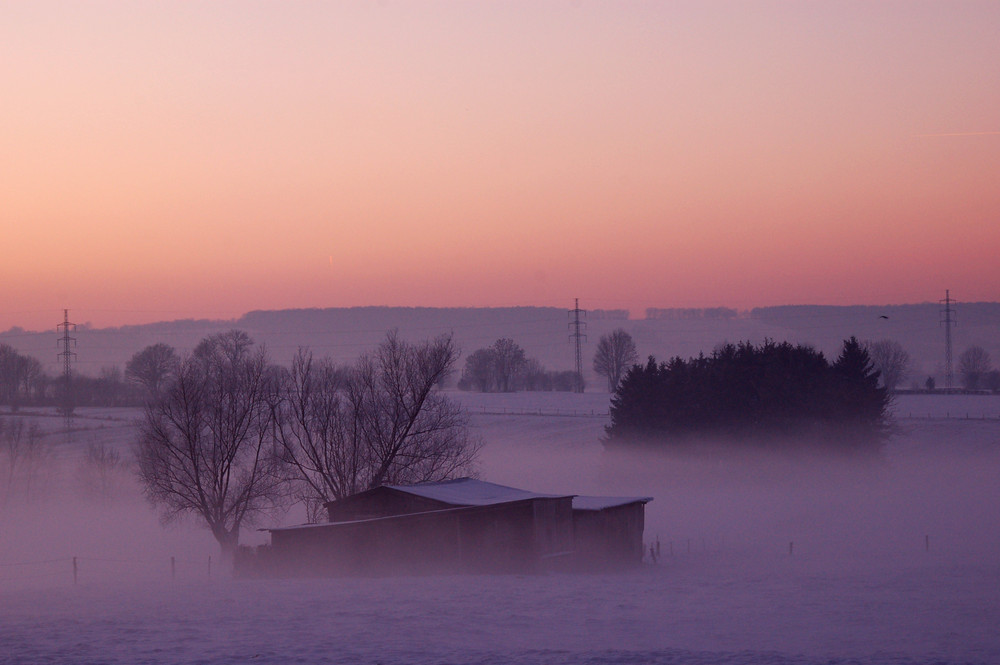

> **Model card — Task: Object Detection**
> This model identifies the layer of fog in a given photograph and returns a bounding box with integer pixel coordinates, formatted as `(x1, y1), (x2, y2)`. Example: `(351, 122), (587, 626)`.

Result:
(2, 394), (999, 663)
(476, 393), (1000, 568)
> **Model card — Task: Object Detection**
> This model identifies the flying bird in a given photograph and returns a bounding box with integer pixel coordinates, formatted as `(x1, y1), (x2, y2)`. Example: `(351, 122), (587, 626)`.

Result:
(879, 315), (889, 319)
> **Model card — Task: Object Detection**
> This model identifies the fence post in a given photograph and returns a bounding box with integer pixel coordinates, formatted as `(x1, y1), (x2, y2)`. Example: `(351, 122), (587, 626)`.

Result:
(72, 556), (78, 585)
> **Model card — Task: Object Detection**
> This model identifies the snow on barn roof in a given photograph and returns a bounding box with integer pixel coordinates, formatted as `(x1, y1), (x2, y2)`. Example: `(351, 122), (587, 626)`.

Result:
(386, 478), (570, 506)
(386, 478), (652, 511)
(572, 496), (653, 511)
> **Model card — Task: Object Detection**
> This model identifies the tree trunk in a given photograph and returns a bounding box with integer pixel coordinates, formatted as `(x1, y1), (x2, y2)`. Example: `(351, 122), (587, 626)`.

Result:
(213, 526), (240, 569)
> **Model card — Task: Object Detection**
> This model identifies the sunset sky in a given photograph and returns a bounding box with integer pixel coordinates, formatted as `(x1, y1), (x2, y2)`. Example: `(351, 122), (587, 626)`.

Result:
(2, 1), (998, 331)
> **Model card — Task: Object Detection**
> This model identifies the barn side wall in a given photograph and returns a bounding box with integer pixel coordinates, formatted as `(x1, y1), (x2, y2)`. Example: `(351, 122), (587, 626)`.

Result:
(532, 496), (575, 568)
(266, 498), (574, 576)
(572, 503), (646, 568)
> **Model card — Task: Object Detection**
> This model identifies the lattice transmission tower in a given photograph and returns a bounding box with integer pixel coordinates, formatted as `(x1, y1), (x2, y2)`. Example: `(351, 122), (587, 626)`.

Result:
(56, 309), (77, 417)
(568, 298), (587, 393)
(940, 290), (956, 392)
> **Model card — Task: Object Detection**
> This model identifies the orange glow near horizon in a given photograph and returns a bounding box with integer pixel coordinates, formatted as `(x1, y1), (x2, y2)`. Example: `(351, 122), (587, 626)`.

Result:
(2, 2), (999, 331)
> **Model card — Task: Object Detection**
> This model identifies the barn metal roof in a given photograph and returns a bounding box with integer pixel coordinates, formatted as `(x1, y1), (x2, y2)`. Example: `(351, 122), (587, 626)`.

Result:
(386, 478), (652, 511)
(571, 496), (653, 511)
(386, 478), (569, 506)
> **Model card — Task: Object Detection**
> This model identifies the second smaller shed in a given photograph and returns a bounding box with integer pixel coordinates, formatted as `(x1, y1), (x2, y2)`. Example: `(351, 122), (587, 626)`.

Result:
(572, 495), (651, 568)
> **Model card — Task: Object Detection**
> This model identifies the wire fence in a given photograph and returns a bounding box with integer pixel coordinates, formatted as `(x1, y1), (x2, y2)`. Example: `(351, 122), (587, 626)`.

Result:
(0, 554), (215, 587)
(0, 536), (946, 586)
(465, 406), (610, 418)
(896, 412), (1000, 421)
(464, 407), (1000, 421)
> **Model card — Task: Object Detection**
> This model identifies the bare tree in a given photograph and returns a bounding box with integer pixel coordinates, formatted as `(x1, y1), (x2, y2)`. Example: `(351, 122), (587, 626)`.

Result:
(985, 370), (1000, 392)
(959, 345), (993, 390)
(865, 339), (910, 393)
(593, 329), (638, 392)
(19, 355), (43, 402)
(357, 332), (478, 486)
(94, 365), (128, 406)
(0, 345), (43, 409)
(491, 338), (526, 393)
(135, 331), (284, 563)
(78, 442), (127, 503)
(1, 417), (46, 505)
(461, 348), (496, 392)
(519, 357), (549, 391)
(274, 332), (479, 517)
(271, 350), (353, 522)
(125, 343), (180, 400)
(0, 345), (22, 405)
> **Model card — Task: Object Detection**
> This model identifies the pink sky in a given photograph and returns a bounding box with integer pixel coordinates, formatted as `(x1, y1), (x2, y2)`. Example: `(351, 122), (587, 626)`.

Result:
(2, 1), (998, 331)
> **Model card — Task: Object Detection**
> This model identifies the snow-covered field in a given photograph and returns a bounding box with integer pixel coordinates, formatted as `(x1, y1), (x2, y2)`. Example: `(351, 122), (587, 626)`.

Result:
(2, 393), (999, 664)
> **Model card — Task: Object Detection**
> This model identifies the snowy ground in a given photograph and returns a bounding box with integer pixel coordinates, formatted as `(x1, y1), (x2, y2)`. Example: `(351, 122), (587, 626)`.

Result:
(1, 393), (999, 664)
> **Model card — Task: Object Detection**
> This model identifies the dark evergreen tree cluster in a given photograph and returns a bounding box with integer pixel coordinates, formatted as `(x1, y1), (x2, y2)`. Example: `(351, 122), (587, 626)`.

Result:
(606, 337), (889, 448)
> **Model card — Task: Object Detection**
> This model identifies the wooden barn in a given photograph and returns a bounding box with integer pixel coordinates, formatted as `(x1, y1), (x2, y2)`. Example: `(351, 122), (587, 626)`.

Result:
(241, 479), (651, 577)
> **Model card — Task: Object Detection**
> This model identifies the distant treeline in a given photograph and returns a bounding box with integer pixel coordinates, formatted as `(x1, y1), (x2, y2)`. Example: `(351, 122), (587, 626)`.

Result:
(749, 302), (1000, 324)
(644, 307), (739, 320)
(588, 309), (629, 320)
(606, 338), (890, 448)
(0, 343), (144, 410)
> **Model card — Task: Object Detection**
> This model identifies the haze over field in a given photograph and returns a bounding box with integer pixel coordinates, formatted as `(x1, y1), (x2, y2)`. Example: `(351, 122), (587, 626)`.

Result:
(2, 394), (1000, 663)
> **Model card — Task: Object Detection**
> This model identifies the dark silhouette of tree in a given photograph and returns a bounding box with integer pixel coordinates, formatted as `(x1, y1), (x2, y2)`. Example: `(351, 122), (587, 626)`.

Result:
(0, 345), (43, 409)
(606, 337), (890, 448)
(865, 339), (910, 393)
(518, 358), (549, 391)
(459, 348), (576, 393)
(94, 366), (129, 406)
(135, 331), (284, 564)
(831, 337), (889, 437)
(273, 332), (479, 521)
(491, 338), (526, 392)
(606, 356), (672, 441)
(958, 346), (992, 390)
(125, 343), (180, 399)
(461, 348), (497, 392)
(984, 370), (1000, 392)
(593, 329), (638, 392)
